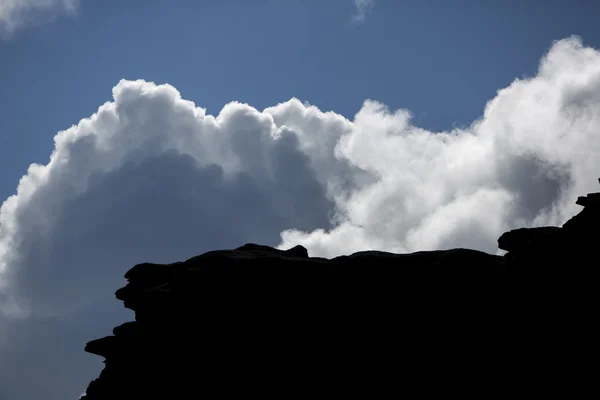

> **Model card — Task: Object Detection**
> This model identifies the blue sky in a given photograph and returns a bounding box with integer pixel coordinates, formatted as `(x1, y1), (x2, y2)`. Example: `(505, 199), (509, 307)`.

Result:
(1, 1), (600, 399)
(2, 0), (599, 202)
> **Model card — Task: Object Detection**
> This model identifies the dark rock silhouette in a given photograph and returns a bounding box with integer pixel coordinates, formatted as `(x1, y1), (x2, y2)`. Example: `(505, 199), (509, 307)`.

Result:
(81, 180), (599, 399)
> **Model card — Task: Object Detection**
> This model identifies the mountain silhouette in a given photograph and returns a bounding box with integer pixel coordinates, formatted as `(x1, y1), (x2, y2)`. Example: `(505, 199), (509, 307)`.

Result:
(81, 179), (599, 399)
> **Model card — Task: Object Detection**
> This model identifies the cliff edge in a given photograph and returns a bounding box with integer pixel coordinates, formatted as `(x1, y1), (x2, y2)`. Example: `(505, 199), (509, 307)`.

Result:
(80, 180), (599, 399)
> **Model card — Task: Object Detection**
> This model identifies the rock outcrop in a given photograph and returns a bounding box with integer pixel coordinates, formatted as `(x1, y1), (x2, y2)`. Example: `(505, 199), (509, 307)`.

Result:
(81, 181), (599, 399)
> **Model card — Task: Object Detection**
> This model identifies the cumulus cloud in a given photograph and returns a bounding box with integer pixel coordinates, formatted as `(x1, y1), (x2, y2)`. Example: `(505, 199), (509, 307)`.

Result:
(280, 36), (600, 257)
(352, 0), (375, 23)
(0, 79), (344, 399)
(0, 0), (79, 36)
(1, 36), (600, 399)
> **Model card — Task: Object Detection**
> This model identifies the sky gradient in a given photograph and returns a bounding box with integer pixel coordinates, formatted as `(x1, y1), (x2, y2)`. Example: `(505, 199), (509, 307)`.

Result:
(1, 1), (600, 399)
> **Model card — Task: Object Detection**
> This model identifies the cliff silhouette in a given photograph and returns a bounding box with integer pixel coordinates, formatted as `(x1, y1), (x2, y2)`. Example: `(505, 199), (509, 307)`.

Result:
(81, 180), (598, 399)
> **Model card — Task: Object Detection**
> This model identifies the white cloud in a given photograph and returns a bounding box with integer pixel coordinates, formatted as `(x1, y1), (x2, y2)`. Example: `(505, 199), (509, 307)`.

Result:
(0, 81), (342, 399)
(0, 0), (79, 36)
(279, 36), (600, 257)
(0, 35), (600, 399)
(352, 0), (375, 23)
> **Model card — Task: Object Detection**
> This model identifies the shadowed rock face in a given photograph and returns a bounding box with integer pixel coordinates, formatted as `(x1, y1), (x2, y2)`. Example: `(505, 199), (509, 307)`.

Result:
(81, 181), (599, 399)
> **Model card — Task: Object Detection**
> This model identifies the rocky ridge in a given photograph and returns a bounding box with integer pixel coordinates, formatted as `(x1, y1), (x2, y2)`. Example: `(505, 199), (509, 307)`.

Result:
(81, 180), (599, 399)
